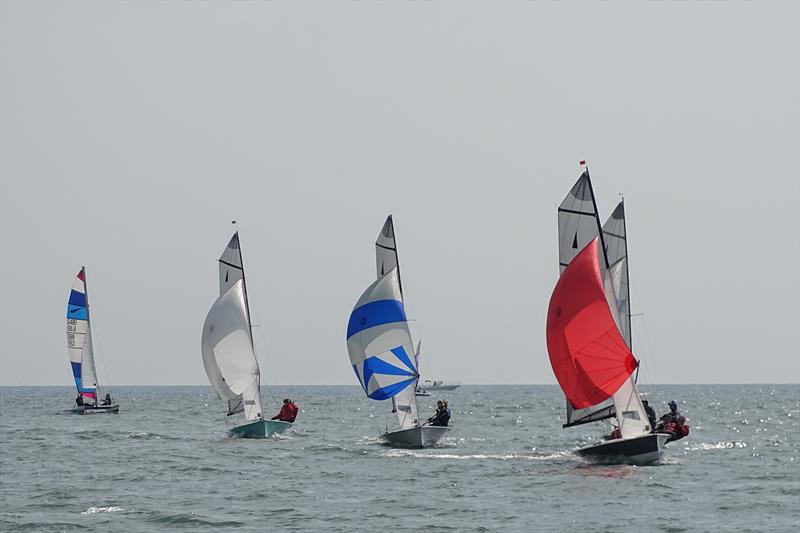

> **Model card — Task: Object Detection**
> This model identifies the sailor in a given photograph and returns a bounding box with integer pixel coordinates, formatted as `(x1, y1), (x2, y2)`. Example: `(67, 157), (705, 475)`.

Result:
(642, 400), (657, 429)
(667, 400), (680, 418)
(427, 400), (451, 427)
(101, 393), (112, 406)
(605, 426), (622, 440)
(271, 398), (298, 423)
(659, 400), (680, 425)
(75, 394), (84, 407)
(668, 416), (690, 442)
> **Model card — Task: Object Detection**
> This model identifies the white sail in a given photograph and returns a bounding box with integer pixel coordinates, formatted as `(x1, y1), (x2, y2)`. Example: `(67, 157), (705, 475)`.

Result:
(612, 377), (651, 437)
(219, 233), (244, 294)
(602, 201), (632, 349)
(66, 267), (98, 402)
(376, 215), (399, 278)
(202, 277), (263, 421)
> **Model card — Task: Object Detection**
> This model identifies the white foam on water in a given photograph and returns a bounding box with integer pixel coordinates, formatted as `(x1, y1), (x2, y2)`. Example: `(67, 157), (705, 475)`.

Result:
(685, 441), (747, 451)
(81, 506), (125, 515)
(382, 449), (576, 461)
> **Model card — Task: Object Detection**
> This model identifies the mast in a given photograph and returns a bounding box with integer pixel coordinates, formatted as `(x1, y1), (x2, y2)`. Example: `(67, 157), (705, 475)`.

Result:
(81, 266), (97, 390)
(620, 197), (633, 354)
(234, 231), (256, 353)
(584, 166), (610, 270)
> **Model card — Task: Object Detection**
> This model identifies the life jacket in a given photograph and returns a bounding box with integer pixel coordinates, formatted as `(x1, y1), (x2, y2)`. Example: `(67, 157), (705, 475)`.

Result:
(284, 402), (298, 422)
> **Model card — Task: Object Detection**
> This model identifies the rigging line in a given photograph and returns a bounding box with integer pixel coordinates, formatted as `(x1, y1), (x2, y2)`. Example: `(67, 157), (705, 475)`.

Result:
(88, 302), (112, 389)
(248, 303), (280, 407)
(629, 269), (661, 388)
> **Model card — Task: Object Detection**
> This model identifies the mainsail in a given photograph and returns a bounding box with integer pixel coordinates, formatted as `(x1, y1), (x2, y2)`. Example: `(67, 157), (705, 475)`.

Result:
(347, 216), (420, 430)
(557, 170), (616, 426)
(201, 232), (263, 422)
(376, 215), (399, 280)
(66, 267), (98, 402)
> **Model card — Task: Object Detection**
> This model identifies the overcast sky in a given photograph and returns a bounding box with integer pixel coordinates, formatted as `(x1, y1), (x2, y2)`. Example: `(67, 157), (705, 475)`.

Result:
(1, 1), (798, 386)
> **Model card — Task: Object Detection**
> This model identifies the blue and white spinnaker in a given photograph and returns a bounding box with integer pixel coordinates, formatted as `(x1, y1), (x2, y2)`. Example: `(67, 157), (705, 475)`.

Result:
(347, 268), (419, 401)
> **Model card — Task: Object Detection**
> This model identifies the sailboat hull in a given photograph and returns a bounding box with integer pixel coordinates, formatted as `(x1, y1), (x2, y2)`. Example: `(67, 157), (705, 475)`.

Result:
(382, 426), (448, 448)
(71, 403), (120, 414)
(576, 432), (670, 465)
(229, 419), (292, 439)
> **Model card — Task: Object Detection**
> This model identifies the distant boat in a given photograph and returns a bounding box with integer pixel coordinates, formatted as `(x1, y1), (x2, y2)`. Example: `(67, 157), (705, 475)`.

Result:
(346, 215), (448, 448)
(201, 231), (290, 438)
(546, 167), (668, 464)
(419, 380), (460, 391)
(66, 267), (119, 414)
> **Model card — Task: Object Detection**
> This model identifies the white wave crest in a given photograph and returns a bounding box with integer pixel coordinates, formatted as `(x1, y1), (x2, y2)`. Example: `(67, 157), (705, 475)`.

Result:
(684, 441), (747, 451)
(81, 506), (125, 515)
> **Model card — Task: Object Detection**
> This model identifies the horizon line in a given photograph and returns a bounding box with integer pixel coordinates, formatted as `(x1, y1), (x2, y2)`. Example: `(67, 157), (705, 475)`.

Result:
(1, 382), (798, 387)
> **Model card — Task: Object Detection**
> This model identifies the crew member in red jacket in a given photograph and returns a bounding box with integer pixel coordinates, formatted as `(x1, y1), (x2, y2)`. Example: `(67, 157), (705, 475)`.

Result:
(272, 398), (298, 423)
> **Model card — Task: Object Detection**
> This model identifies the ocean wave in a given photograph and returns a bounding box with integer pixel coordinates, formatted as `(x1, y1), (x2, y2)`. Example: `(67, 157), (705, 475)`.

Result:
(127, 431), (180, 441)
(146, 511), (244, 527)
(381, 449), (576, 461)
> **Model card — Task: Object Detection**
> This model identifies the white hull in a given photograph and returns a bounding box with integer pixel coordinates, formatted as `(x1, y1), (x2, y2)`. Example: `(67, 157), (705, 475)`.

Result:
(420, 381), (460, 391)
(71, 403), (120, 414)
(382, 426), (448, 448)
(576, 432), (669, 465)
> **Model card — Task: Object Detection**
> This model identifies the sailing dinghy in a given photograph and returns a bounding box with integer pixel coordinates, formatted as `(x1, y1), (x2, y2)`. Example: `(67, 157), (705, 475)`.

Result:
(201, 231), (290, 438)
(66, 267), (119, 414)
(546, 168), (668, 464)
(346, 216), (448, 448)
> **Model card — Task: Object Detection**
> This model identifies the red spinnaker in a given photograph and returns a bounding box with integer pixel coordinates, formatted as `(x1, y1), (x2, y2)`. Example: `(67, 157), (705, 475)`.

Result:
(546, 238), (638, 409)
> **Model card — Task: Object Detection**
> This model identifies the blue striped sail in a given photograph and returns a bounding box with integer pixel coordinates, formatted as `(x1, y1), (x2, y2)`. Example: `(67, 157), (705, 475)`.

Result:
(66, 268), (97, 401)
(346, 268), (418, 401)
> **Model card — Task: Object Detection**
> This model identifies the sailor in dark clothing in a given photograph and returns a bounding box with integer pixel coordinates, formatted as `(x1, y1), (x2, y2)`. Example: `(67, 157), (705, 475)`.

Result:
(101, 393), (112, 406)
(427, 399), (451, 427)
(657, 400), (681, 430)
(660, 400), (680, 422)
(667, 400), (680, 418)
(642, 400), (657, 429)
(75, 395), (84, 407)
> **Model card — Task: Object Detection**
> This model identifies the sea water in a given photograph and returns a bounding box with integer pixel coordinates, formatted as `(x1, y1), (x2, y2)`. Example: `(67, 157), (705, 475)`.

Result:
(0, 384), (797, 532)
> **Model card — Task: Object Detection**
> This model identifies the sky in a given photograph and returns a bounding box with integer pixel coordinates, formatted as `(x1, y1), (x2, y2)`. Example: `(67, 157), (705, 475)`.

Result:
(1, 1), (798, 386)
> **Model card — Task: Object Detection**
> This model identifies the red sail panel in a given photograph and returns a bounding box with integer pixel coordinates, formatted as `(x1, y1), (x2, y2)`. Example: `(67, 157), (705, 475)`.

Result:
(546, 238), (638, 409)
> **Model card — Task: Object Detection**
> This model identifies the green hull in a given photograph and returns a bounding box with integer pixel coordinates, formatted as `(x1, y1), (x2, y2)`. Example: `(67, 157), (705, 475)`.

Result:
(229, 419), (292, 439)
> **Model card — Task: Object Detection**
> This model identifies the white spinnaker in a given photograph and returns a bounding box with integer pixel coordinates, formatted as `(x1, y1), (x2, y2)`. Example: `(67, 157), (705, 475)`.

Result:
(202, 280), (263, 421)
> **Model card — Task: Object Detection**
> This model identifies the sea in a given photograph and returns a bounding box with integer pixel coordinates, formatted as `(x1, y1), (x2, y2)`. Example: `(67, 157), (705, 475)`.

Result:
(0, 384), (798, 532)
